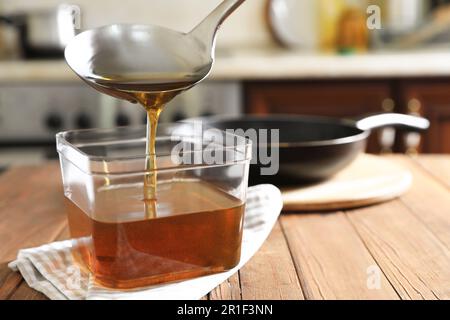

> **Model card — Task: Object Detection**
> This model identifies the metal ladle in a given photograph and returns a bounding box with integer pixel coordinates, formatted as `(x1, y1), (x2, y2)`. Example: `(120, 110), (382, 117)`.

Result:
(65, 0), (246, 103)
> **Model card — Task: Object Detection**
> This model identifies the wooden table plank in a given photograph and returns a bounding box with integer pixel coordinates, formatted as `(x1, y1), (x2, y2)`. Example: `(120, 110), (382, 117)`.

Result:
(347, 198), (450, 300)
(281, 213), (399, 300)
(209, 273), (241, 300)
(412, 155), (450, 189)
(9, 281), (48, 300)
(237, 222), (304, 300)
(54, 224), (70, 242)
(0, 163), (67, 264)
(0, 263), (22, 300)
(387, 157), (450, 251)
(1, 156), (450, 300)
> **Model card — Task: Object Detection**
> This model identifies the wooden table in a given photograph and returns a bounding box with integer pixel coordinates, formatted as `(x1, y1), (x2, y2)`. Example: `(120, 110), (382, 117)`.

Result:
(1, 155), (450, 300)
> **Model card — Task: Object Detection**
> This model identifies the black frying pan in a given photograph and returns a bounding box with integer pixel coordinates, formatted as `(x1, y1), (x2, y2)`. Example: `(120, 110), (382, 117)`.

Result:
(196, 113), (430, 185)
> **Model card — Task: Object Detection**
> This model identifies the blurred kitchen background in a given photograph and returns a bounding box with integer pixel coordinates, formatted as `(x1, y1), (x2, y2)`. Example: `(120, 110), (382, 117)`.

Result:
(1, 0), (450, 168)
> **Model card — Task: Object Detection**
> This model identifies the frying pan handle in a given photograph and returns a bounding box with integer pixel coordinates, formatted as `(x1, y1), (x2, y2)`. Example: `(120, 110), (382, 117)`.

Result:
(355, 113), (430, 132)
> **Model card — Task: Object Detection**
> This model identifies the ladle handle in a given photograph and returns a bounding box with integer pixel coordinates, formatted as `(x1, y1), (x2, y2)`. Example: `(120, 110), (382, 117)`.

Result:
(189, 0), (246, 51)
(355, 113), (430, 132)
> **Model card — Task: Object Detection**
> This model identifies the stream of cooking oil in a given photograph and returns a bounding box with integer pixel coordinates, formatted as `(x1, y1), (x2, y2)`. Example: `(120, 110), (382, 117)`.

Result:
(90, 73), (203, 218)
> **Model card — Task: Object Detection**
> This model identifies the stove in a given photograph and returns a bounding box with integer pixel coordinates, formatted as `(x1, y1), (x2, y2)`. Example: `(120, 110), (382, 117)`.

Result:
(0, 81), (242, 167)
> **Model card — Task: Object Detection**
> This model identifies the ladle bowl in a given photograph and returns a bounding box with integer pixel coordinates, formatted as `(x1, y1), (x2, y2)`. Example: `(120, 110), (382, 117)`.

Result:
(65, 0), (246, 102)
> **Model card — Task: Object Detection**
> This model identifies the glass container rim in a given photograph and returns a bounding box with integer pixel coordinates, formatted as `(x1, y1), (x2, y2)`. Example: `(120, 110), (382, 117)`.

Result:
(56, 124), (253, 175)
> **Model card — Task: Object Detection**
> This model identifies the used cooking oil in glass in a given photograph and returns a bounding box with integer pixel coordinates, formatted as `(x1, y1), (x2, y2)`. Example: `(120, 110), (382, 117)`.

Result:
(65, 71), (245, 288)
(67, 181), (245, 289)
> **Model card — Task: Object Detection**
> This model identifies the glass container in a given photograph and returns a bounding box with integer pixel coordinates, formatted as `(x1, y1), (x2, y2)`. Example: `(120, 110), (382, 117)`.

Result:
(56, 122), (251, 289)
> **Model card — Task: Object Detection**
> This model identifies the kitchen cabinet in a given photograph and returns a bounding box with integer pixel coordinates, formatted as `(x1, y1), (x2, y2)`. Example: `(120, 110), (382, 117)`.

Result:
(244, 79), (450, 154)
(399, 80), (450, 154)
(244, 80), (394, 116)
(244, 80), (397, 153)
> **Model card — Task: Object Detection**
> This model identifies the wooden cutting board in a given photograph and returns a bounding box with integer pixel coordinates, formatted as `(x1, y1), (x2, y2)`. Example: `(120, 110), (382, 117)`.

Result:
(282, 154), (412, 211)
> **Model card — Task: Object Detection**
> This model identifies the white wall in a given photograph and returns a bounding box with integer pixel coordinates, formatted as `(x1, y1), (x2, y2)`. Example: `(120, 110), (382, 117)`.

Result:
(0, 0), (274, 49)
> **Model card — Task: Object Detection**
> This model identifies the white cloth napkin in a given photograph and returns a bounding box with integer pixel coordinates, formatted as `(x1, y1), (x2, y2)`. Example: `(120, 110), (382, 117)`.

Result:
(9, 184), (282, 300)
